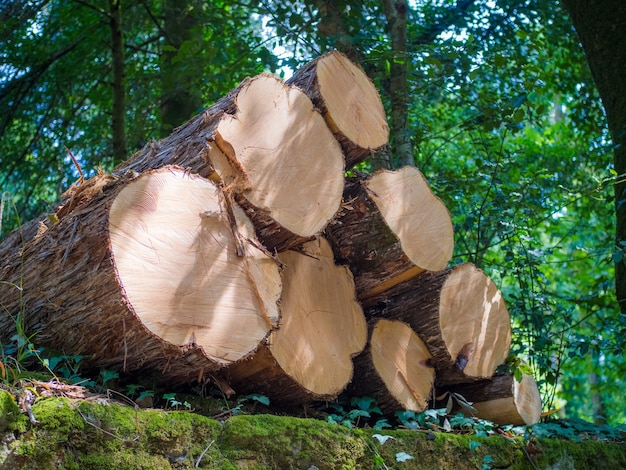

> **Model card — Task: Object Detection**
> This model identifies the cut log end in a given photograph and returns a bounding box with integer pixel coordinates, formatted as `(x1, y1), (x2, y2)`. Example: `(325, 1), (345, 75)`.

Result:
(109, 167), (281, 366)
(369, 319), (434, 413)
(316, 51), (389, 152)
(439, 263), (511, 382)
(213, 74), (345, 238)
(443, 373), (542, 426)
(367, 166), (454, 275)
(272, 238), (367, 397)
(327, 166), (454, 299)
(228, 238), (367, 402)
(288, 50), (389, 167)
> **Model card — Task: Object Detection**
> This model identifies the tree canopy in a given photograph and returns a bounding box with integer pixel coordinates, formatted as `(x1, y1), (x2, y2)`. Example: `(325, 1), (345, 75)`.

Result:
(1, 0), (624, 425)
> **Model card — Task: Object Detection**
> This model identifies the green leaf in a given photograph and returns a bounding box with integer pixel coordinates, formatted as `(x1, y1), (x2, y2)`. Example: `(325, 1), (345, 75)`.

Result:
(493, 54), (507, 67)
(469, 440), (482, 451)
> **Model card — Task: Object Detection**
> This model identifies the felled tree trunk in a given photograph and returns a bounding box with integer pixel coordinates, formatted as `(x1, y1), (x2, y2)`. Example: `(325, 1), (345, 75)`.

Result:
(0, 167), (281, 384)
(438, 373), (542, 426)
(361, 263), (511, 386)
(326, 166), (454, 299)
(349, 319), (435, 414)
(287, 50), (389, 168)
(226, 238), (367, 404)
(116, 73), (345, 251)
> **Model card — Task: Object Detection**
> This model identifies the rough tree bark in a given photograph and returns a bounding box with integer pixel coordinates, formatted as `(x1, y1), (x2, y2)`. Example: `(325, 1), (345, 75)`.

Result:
(0, 167), (281, 383)
(438, 373), (542, 426)
(560, 0), (626, 314)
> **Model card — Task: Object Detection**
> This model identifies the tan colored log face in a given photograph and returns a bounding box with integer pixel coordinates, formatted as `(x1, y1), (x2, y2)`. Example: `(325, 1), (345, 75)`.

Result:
(367, 167), (454, 275)
(512, 373), (542, 425)
(269, 238), (367, 397)
(326, 166), (454, 299)
(215, 75), (345, 237)
(316, 51), (389, 151)
(371, 319), (434, 412)
(439, 263), (511, 379)
(455, 373), (542, 426)
(109, 168), (281, 365)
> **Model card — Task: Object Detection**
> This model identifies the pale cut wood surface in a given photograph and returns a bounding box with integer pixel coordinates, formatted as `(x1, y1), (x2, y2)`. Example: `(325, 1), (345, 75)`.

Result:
(116, 74), (345, 248)
(213, 74), (345, 240)
(326, 166), (454, 298)
(438, 263), (511, 380)
(441, 373), (542, 425)
(288, 50), (389, 167)
(109, 168), (281, 365)
(227, 238), (367, 403)
(0, 167), (281, 384)
(351, 319), (434, 413)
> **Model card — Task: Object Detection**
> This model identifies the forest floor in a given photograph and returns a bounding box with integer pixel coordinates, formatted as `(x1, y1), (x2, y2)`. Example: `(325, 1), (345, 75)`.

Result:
(0, 375), (624, 469)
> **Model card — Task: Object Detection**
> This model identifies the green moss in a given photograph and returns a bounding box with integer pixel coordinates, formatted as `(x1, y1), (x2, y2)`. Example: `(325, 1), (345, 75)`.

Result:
(0, 395), (625, 470)
(220, 414), (371, 469)
(0, 390), (27, 432)
(1, 397), (224, 469)
(535, 438), (626, 469)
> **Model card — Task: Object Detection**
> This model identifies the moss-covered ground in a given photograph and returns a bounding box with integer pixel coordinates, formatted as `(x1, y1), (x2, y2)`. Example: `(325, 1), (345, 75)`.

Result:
(0, 390), (624, 469)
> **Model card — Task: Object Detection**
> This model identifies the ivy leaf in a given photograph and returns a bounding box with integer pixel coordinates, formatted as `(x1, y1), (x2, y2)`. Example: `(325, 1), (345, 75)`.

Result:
(372, 433), (394, 445)
(396, 452), (415, 462)
(469, 440), (482, 451)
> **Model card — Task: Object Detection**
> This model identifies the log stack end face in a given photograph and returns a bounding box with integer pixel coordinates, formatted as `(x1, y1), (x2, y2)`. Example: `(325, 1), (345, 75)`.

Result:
(269, 238), (367, 398)
(371, 319), (434, 412)
(316, 51), (389, 152)
(213, 74), (345, 238)
(439, 263), (512, 380)
(367, 166), (454, 274)
(514, 373), (542, 425)
(108, 167), (281, 366)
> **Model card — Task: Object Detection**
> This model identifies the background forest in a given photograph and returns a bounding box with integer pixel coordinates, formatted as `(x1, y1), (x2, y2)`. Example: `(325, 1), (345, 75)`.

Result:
(1, 0), (624, 426)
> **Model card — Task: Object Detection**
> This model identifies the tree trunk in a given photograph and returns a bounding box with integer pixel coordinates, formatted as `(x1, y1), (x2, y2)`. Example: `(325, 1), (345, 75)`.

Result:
(560, 0), (626, 314)
(313, 0), (361, 63)
(226, 238), (367, 404)
(116, 74), (345, 251)
(349, 319), (434, 414)
(361, 263), (511, 386)
(287, 50), (389, 169)
(438, 373), (542, 426)
(326, 166), (454, 299)
(160, 0), (204, 136)
(0, 167), (281, 384)
(109, 0), (126, 162)
(382, 0), (412, 168)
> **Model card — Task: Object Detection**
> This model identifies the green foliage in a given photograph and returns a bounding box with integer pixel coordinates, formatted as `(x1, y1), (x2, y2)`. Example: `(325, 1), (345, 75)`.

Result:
(162, 392), (192, 411)
(322, 395), (388, 429)
(1, 0), (625, 427)
(530, 418), (626, 442)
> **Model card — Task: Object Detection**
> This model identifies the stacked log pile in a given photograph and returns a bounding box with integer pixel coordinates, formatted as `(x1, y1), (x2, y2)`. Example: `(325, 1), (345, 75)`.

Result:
(0, 51), (541, 425)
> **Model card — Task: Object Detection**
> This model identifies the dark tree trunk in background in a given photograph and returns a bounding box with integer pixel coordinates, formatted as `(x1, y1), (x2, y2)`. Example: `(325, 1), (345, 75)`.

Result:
(314, 0), (360, 64)
(382, 0), (412, 168)
(561, 0), (626, 314)
(109, 0), (126, 162)
(160, 0), (204, 136)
